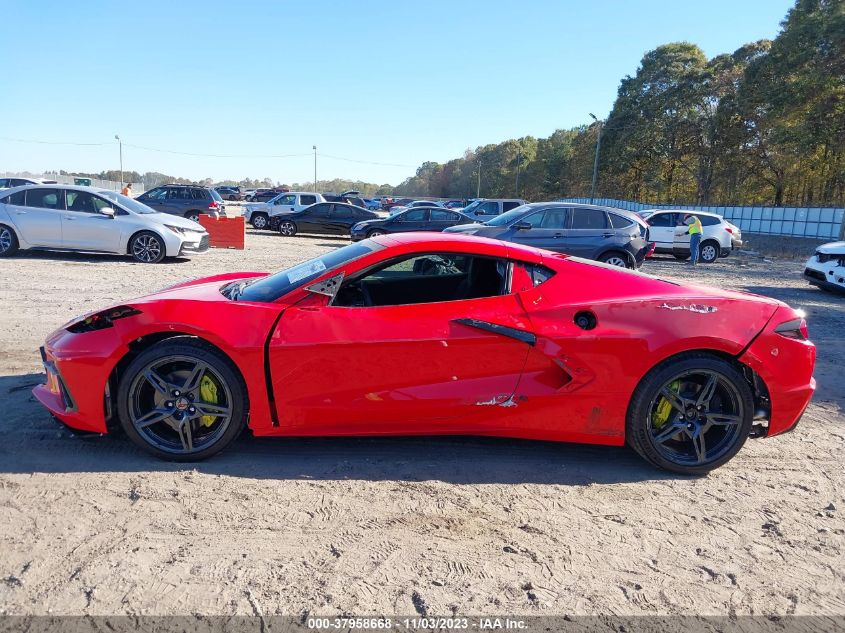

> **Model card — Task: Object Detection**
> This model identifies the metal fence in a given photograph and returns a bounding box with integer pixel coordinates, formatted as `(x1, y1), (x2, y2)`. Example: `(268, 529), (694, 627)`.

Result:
(3, 172), (144, 194)
(560, 198), (845, 241)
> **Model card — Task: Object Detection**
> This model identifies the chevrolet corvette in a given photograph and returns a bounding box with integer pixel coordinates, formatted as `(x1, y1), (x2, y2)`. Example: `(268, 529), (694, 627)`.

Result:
(34, 233), (816, 474)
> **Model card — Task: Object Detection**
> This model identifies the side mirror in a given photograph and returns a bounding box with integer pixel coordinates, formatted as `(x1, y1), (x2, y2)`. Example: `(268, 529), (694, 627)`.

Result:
(100, 207), (116, 218)
(512, 221), (532, 230)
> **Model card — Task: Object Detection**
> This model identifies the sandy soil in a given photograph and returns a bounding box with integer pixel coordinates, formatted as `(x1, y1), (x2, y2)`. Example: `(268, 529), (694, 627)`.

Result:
(0, 226), (843, 617)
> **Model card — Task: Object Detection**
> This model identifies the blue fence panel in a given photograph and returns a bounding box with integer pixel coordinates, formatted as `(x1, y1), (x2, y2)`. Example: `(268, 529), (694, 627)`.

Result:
(558, 198), (844, 239)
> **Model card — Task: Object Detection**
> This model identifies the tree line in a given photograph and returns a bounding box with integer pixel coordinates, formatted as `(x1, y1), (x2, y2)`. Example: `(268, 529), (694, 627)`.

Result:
(394, 0), (844, 207)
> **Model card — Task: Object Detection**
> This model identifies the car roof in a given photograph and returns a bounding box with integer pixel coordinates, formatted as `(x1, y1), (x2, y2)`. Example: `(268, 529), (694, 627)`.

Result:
(0, 183), (119, 194)
(646, 208), (722, 217)
(371, 231), (547, 262)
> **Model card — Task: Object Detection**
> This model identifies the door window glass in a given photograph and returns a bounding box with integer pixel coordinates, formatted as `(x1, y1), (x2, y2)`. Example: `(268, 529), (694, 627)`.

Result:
(190, 189), (208, 200)
(700, 215), (721, 226)
(608, 213), (635, 228)
(167, 187), (191, 200)
(274, 194), (296, 206)
(25, 188), (62, 209)
(645, 213), (673, 227)
(65, 191), (100, 213)
(502, 201), (521, 212)
(334, 253), (509, 307)
(398, 209), (426, 222)
(539, 208), (568, 229)
(308, 203), (331, 217)
(300, 195), (317, 206)
(475, 201), (499, 215)
(143, 188), (168, 201)
(4, 190), (25, 205)
(570, 208), (608, 229)
(430, 209), (455, 221)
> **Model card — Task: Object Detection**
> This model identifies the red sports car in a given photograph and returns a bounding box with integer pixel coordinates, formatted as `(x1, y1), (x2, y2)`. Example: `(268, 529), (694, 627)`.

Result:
(34, 233), (815, 474)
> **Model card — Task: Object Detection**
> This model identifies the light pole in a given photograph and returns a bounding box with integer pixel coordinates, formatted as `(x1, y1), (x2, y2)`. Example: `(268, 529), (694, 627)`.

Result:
(313, 145), (317, 192)
(114, 134), (123, 187)
(588, 113), (603, 203)
(515, 148), (522, 197)
(476, 159), (481, 198)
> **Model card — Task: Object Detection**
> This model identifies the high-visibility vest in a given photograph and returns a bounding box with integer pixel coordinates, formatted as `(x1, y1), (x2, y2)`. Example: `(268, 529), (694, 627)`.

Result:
(688, 216), (703, 235)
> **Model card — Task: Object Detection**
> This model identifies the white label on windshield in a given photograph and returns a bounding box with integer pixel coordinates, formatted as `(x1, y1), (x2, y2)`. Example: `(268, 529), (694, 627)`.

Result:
(286, 260), (327, 284)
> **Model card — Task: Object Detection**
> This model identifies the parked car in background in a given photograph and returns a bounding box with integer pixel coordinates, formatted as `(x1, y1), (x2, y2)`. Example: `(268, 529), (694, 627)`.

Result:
(323, 190), (368, 209)
(244, 192), (325, 229)
(460, 198), (526, 219)
(0, 177), (59, 190)
(388, 199), (446, 216)
(640, 209), (740, 263)
(269, 202), (378, 237)
(215, 186), (243, 201)
(444, 203), (651, 268)
(351, 207), (474, 241)
(135, 184), (224, 222)
(248, 188), (290, 203)
(383, 197), (413, 211)
(363, 198), (382, 211)
(245, 188), (273, 202)
(804, 241), (845, 293)
(444, 200), (465, 210)
(0, 184), (209, 263)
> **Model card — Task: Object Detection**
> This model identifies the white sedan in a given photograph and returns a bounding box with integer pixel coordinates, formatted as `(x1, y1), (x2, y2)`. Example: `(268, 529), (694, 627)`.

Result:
(804, 241), (845, 293)
(0, 185), (209, 263)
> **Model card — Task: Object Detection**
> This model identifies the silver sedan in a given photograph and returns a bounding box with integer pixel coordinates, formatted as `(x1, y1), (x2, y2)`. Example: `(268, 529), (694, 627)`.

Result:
(0, 185), (209, 263)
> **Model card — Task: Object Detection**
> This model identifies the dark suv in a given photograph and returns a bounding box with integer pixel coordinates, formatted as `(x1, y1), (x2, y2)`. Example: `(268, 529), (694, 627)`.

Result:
(136, 184), (225, 222)
(444, 202), (651, 268)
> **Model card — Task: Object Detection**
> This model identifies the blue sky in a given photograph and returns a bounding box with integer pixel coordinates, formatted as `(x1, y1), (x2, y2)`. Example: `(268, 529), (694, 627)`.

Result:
(1, 0), (794, 185)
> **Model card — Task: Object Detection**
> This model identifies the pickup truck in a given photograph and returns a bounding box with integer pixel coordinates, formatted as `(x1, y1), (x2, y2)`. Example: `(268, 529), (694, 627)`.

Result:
(243, 191), (325, 229)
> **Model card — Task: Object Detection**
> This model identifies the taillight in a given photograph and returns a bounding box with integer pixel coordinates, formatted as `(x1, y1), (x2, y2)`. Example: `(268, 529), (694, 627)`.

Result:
(208, 201), (219, 210)
(774, 317), (809, 340)
(724, 227), (733, 234)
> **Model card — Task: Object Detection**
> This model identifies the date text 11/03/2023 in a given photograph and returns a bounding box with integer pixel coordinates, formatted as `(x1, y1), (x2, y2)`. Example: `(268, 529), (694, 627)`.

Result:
(306, 617), (528, 630)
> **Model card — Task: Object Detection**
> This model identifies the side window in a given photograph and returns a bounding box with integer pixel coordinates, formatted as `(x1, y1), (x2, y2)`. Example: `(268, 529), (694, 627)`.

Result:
(570, 208), (608, 229)
(167, 187), (189, 200)
(645, 213), (672, 227)
(539, 208), (568, 229)
(700, 215), (721, 226)
(190, 189), (207, 200)
(430, 209), (454, 221)
(143, 188), (167, 201)
(5, 190), (25, 205)
(475, 201), (499, 215)
(334, 253), (508, 307)
(308, 203), (331, 217)
(25, 188), (62, 209)
(0, 179), (9, 187)
(11, 179), (30, 187)
(275, 194), (296, 206)
(398, 209), (427, 222)
(66, 191), (99, 213)
(609, 213), (635, 228)
(519, 211), (546, 228)
(300, 195), (317, 206)
(502, 201), (521, 212)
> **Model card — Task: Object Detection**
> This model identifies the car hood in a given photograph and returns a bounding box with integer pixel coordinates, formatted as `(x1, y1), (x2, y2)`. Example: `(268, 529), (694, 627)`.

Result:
(817, 241), (845, 254)
(352, 218), (381, 228)
(443, 223), (486, 233)
(144, 212), (206, 231)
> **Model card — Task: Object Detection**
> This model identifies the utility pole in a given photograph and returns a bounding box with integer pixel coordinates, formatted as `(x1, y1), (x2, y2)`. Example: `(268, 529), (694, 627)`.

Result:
(588, 113), (602, 203)
(476, 160), (481, 198)
(313, 146), (317, 192)
(114, 134), (123, 187)
(515, 148), (522, 197)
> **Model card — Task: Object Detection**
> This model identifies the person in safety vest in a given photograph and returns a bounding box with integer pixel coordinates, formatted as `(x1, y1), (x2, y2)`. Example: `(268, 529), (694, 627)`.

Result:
(684, 214), (703, 265)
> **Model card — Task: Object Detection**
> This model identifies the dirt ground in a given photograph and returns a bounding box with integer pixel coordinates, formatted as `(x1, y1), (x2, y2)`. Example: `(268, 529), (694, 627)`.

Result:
(0, 220), (843, 618)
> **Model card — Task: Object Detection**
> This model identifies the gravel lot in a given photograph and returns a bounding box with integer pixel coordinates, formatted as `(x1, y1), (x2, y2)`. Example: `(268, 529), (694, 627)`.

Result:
(0, 220), (843, 617)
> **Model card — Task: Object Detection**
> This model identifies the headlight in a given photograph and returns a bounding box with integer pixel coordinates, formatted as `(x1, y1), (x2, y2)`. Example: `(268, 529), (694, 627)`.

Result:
(164, 224), (186, 235)
(66, 306), (142, 333)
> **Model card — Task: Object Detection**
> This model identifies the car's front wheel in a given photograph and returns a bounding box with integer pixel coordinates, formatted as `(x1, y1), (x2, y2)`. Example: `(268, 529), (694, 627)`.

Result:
(251, 213), (269, 230)
(700, 240), (720, 264)
(367, 229), (386, 238)
(116, 337), (247, 461)
(129, 231), (166, 263)
(0, 225), (20, 257)
(626, 353), (754, 475)
(278, 220), (297, 237)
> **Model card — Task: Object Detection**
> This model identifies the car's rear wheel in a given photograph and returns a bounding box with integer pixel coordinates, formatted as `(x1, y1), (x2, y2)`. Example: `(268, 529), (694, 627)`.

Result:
(278, 220), (297, 237)
(116, 338), (247, 461)
(700, 240), (719, 264)
(599, 251), (631, 268)
(626, 354), (754, 474)
(251, 213), (269, 230)
(0, 225), (19, 257)
(185, 211), (201, 223)
(367, 229), (386, 237)
(129, 231), (166, 263)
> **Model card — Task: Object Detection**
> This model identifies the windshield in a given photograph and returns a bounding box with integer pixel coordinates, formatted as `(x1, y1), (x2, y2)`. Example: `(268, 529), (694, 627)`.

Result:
(235, 241), (384, 302)
(461, 200), (482, 214)
(484, 205), (532, 226)
(100, 190), (157, 214)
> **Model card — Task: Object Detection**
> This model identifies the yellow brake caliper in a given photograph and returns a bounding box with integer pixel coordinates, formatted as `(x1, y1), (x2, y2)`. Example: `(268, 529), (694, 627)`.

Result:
(652, 379), (681, 428)
(199, 374), (219, 427)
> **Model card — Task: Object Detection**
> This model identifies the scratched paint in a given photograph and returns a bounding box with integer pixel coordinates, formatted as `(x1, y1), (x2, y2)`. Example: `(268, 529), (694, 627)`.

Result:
(658, 302), (718, 314)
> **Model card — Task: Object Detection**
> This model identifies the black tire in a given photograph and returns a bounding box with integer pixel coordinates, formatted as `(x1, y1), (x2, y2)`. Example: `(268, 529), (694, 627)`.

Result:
(278, 220), (297, 237)
(673, 253), (690, 261)
(116, 337), (248, 461)
(626, 353), (754, 475)
(0, 224), (20, 257)
(699, 240), (720, 264)
(184, 211), (201, 223)
(129, 231), (166, 263)
(599, 251), (632, 268)
(367, 229), (387, 238)
(228, 195), (237, 201)
(251, 212), (269, 230)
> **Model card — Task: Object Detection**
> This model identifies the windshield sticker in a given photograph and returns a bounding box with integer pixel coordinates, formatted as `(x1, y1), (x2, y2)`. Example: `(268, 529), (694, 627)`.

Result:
(286, 260), (327, 284)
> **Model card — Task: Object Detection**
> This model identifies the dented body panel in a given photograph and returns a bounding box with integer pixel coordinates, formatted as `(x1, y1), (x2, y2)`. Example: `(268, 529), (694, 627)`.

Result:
(34, 233), (815, 449)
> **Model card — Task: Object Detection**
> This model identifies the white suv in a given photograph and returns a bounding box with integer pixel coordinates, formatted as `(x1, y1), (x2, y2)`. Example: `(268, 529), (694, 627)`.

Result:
(243, 191), (325, 229)
(641, 209), (742, 263)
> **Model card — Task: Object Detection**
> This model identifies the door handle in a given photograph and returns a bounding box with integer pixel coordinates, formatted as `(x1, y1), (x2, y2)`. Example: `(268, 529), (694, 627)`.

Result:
(15, 211), (26, 215)
(452, 318), (536, 346)
(602, 232), (613, 238)
(553, 233), (563, 238)
(64, 216), (76, 221)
